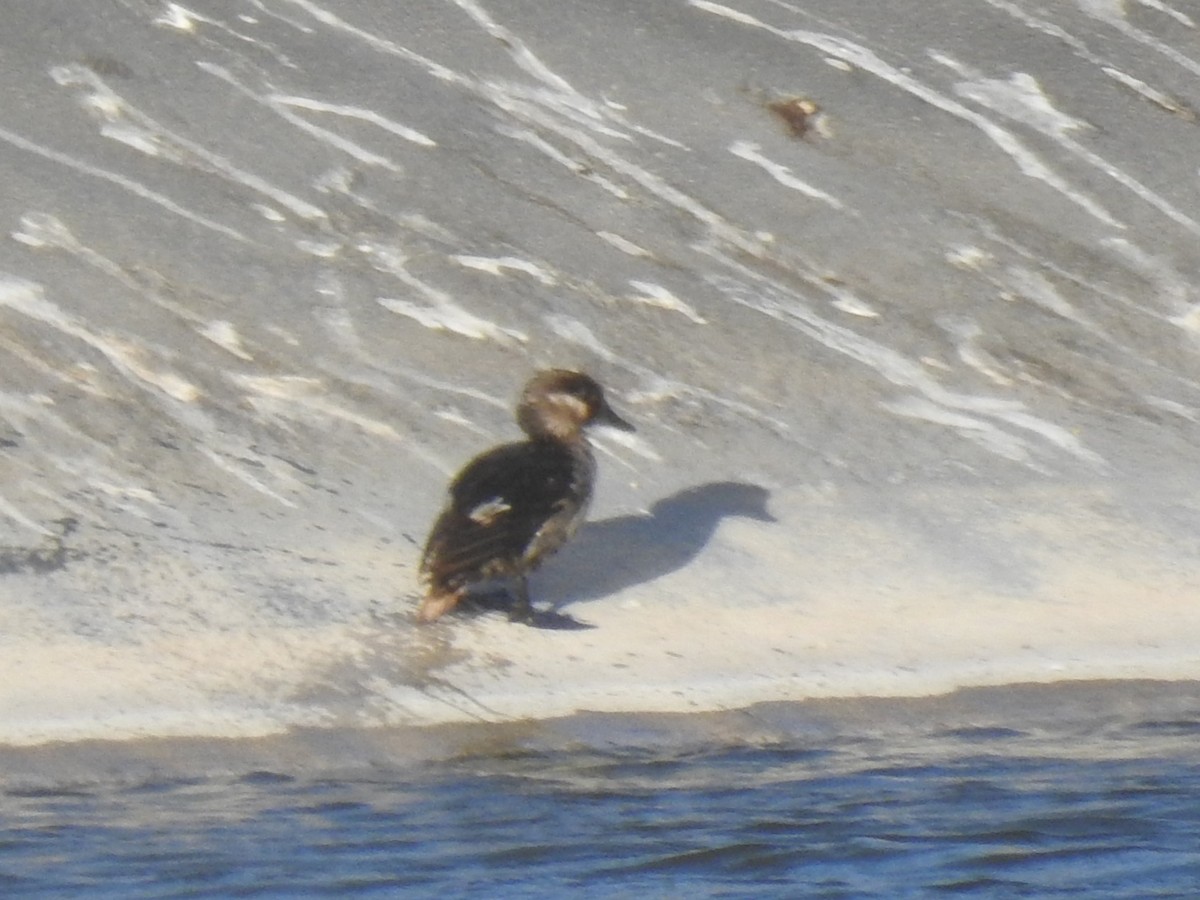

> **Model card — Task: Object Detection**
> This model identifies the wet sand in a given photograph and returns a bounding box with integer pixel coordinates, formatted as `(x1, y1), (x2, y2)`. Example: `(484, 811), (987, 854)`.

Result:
(2, 679), (1197, 792)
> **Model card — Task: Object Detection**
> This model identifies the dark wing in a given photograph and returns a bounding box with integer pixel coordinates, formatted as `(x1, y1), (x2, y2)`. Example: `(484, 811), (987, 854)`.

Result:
(420, 442), (578, 590)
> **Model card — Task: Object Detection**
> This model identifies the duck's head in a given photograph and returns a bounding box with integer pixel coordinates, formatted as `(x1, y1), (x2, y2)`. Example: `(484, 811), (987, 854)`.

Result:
(516, 369), (634, 441)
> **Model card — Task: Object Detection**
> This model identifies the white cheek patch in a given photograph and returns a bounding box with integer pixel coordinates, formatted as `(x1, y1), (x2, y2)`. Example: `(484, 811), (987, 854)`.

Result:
(468, 497), (512, 525)
(547, 391), (591, 420)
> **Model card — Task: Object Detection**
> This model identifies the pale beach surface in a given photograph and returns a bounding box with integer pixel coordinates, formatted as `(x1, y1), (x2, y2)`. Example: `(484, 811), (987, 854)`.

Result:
(0, 0), (1199, 751)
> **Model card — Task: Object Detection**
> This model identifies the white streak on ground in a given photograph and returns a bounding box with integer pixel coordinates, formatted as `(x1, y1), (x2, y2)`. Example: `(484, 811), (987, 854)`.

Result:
(197, 446), (297, 508)
(690, 1), (1123, 229)
(378, 296), (527, 344)
(1078, 0), (1200, 77)
(491, 92), (767, 255)
(1102, 240), (1200, 336)
(597, 232), (652, 257)
(86, 479), (171, 523)
(198, 64), (401, 171)
(728, 140), (847, 210)
(243, 0), (316, 34)
(831, 296), (880, 319)
(453, 255), (557, 285)
(1145, 396), (1198, 420)
(231, 374), (444, 471)
(999, 264), (1091, 326)
(942, 319), (1014, 387)
(0, 276), (201, 404)
(14, 212), (234, 330)
(154, 2), (196, 32)
(1127, 0), (1196, 28)
(590, 425), (662, 462)
(198, 63), (437, 169)
(942, 63), (1200, 237)
(946, 245), (995, 270)
(284, 0), (716, 251)
(449, 0), (686, 148)
(981, 0), (1197, 119)
(450, 0), (578, 95)
(1102, 238), (1194, 313)
(51, 64), (326, 222)
(154, 1), (298, 68)
(270, 95), (437, 147)
(705, 269), (1106, 469)
(626, 280), (708, 324)
(0, 493), (54, 537)
(366, 243), (528, 344)
(0, 124), (245, 241)
(1100, 66), (1195, 117)
(495, 124), (631, 199)
(277, 0), (463, 83)
(883, 395), (1038, 466)
(198, 320), (253, 361)
(311, 287), (508, 411)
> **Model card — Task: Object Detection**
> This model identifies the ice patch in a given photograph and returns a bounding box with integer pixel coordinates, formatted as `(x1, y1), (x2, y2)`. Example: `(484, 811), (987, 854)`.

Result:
(597, 232), (651, 257)
(627, 281), (708, 324)
(453, 255), (557, 285)
(155, 2), (197, 32)
(296, 239), (342, 258)
(946, 245), (995, 270)
(948, 68), (1089, 139)
(831, 296), (880, 319)
(198, 320), (253, 361)
(379, 297), (528, 343)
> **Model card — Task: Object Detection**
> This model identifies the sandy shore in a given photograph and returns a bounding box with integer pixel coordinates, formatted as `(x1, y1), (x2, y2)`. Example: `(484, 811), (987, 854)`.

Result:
(3, 479), (1197, 746)
(2, 2), (1200, 750)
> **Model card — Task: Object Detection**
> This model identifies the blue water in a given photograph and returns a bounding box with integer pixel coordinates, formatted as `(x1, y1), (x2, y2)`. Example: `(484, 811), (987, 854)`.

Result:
(2, 689), (1199, 897)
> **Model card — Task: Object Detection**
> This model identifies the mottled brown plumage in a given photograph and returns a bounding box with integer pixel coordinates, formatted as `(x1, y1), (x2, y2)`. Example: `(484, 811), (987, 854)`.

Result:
(417, 370), (633, 623)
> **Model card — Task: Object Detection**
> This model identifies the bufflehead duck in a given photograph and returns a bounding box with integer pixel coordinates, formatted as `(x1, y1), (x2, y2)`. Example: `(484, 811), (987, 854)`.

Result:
(417, 369), (634, 623)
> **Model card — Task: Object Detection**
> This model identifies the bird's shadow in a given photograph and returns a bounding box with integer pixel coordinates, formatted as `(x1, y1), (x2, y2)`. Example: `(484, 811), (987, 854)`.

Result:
(452, 481), (775, 628)
(457, 595), (598, 630)
(538, 480), (776, 612)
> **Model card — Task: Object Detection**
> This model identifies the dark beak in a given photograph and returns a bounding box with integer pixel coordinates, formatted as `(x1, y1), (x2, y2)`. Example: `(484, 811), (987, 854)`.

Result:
(597, 399), (635, 432)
